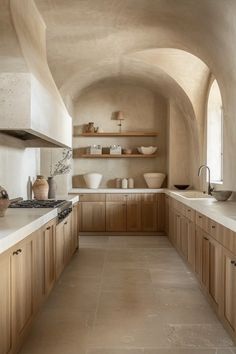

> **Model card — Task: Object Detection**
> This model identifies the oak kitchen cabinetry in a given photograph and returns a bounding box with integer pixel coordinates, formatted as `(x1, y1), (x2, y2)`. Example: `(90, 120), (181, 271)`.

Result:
(78, 193), (165, 233)
(167, 194), (236, 341)
(0, 206), (79, 354)
(79, 194), (106, 232)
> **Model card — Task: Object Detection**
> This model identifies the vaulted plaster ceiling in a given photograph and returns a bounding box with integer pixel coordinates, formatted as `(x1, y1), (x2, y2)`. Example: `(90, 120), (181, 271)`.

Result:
(35, 0), (234, 105)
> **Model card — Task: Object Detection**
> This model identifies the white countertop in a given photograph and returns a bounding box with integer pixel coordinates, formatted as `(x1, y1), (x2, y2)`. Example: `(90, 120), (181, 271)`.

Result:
(70, 188), (165, 194)
(0, 194), (79, 255)
(167, 190), (236, 232)
(0, 208), (57, 255)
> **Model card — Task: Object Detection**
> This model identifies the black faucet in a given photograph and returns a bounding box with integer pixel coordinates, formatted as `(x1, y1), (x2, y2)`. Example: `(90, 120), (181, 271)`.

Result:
(198, 165), (214, 195)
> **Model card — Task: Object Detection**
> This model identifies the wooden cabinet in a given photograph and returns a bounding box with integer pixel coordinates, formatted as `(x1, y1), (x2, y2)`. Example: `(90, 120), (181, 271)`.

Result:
(33, 229), (46, 311)
(222, 248), (236, 332)
(43, 220), (56, 294)
(127, 194), (142, 232)
(106, 202), (127, 231)
(80, 202), (106, 231)
(79, 193), (165, 234)
(72, 203), (79, 252)
(165, 195), (169, 235)
(0, 252), (12, 354)
(180, 215), (188, 259)
(12, 236), (34, 349)
(55, 214), (73, 278)
(64, 214), (72, 264)
(187, 219), (196, 270)
(141, 194), (157, 232)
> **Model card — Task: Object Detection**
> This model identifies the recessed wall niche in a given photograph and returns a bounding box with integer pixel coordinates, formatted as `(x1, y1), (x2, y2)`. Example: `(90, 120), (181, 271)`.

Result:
(72, 81), (167, 188)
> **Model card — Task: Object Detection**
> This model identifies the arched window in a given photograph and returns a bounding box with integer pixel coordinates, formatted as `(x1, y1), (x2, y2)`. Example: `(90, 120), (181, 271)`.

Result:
(207, 80), (223, 183)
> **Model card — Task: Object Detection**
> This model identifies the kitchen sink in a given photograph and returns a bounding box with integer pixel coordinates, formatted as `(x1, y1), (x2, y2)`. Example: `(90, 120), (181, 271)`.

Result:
(173, 190), (213, 199)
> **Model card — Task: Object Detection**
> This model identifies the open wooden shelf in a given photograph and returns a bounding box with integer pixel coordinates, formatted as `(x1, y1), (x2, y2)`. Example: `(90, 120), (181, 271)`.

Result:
(74, 153), (158, 159)
(74, 131), (158, 137)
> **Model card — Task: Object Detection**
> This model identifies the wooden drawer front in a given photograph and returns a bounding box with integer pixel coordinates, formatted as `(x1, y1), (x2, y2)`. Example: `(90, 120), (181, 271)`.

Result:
(106, 194), (128, 202)
(195, 212), (208, 231)
(79, 194), (105, 202)
(221, 226), (236, 253)
(141, 193), (157, 202)
(207, 219), (219, 240)
(185, 206), (195, 222)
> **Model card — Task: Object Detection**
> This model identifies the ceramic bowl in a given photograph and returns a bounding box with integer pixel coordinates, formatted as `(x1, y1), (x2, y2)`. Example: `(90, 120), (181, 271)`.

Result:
(211, 190), (232, 201)
(83, 173), (103, 189)
(143, 173), (166, 188)
(137, 146), (157, 155)
(174, 184), (190, 190)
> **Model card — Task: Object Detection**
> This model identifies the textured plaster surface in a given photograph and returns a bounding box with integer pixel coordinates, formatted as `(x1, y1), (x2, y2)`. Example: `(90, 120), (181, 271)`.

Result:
(34, 0), (236, 190)
(73, 83), (167, 188)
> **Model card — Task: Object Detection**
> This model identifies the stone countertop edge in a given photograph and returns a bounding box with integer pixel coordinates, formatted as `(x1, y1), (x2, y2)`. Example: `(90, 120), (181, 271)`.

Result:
(0, 209), (57, 255)
(0, 194), (79, 255)
(69, 188), (166, 194)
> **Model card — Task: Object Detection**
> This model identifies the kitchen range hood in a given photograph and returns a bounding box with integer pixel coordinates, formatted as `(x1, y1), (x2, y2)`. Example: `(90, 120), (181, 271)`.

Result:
(0, 73), (72, 148)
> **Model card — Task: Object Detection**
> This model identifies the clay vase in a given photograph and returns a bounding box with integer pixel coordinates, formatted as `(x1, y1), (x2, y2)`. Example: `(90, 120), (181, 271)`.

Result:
(32, 175), (49, 200)
(0, 186), (10, 217)
(48, 177), (57, 199)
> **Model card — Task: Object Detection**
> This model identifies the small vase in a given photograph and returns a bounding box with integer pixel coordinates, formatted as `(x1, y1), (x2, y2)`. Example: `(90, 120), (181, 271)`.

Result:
(48, 177), (57, 199)
(32, 175), (49, 200)
(0, 186), (10, 217)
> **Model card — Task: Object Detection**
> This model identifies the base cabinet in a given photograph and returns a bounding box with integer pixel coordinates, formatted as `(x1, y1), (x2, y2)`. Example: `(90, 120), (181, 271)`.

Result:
(12, 237), (34, 349)
(80, 202), (106, 232)
(0, 214), (79, 354)
(127, 195), (142, 232)
(141, 194), (158, 232)
(106, 202), (127, 231)
(222, 248), (236, 332)
(0, 253), (12, 354)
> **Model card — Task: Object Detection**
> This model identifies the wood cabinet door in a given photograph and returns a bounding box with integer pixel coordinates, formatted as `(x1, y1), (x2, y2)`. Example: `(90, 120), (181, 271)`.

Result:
(165, 195), (169, 235)
(127, 194), (141, 232)
(33, 229), (46, 311)
(43, 221), (56, 294)
(141, 194), (157, 232)
(187, 220), (196, 271)
(168, 206), (175, 244)
(208, 236), (222, 307)
(195, 227), (203, 281)
(64, 214), (72, 263)
(80, 202), (106, 231)
(106, 202), (126, 231)
(72, 203), (79, 252)
(55, 221), (65, 279)
(202, 233), (210, 289)
(157, 193), (165, 232)
(175, 212), (181, 251)
(180, 216), (188, 259)
(0, 253), (12, 354)
(222, 248), (236, 331)
(12, 237), (34, 346)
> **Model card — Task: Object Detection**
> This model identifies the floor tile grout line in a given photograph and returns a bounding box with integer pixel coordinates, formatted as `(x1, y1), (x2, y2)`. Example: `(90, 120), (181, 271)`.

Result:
(86, 236), (111, 348)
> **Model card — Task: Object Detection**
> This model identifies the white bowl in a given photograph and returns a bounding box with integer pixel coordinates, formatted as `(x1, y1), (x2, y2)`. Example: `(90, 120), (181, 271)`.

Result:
(83, 173), (102, 189)
(137, 146), (157, 155)
(144, 173), (166, 188)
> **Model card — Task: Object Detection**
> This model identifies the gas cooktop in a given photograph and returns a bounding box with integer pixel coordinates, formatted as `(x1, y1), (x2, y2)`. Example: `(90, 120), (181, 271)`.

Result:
(9, 200), (66, 209)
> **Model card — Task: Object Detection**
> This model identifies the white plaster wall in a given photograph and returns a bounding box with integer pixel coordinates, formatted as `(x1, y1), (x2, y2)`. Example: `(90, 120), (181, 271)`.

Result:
(73, 82), (167, 188)
(0, 134), (39, 199)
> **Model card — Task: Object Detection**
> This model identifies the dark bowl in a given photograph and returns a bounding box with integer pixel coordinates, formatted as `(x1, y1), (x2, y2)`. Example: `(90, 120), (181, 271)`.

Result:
(174, 184), (190, 190)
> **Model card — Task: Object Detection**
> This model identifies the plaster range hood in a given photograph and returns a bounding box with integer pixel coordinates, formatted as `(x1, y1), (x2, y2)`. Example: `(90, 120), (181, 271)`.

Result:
(0, 73), (72, 148)
(0, 129), (71, 148)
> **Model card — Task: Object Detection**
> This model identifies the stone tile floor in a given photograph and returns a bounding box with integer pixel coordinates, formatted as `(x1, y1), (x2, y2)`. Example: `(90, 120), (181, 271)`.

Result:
(20, 236), (236, 354)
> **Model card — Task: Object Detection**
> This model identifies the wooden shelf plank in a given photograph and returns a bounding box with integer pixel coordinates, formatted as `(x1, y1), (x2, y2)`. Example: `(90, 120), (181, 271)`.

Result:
(74, 154), (158, 158)
(74, 131), (158, 137)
